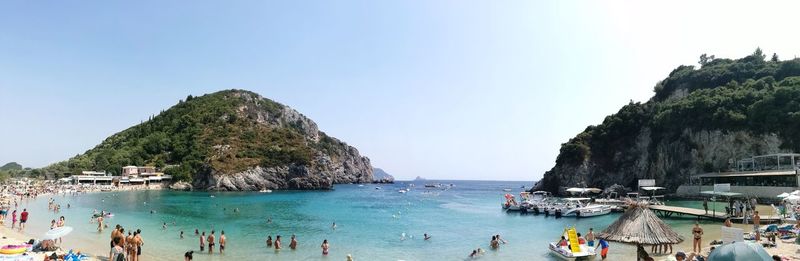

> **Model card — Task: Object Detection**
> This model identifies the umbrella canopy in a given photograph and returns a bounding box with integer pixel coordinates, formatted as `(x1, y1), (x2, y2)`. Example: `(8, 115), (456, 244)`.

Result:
(706, 242), (771, 261)
(786, 195), (800, 203)
(43, 226), (73, 240)
(777, 192), (791, 198)
(597, 203), (684, 245)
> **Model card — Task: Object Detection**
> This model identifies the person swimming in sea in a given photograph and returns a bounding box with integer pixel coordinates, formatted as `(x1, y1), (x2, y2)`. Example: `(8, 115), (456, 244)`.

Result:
(424, 233), (431, 240)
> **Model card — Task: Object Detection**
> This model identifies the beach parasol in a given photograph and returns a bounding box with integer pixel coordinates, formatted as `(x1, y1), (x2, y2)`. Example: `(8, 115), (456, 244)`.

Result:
(786, 195), (800, 203)
(43, 226), (73, 240)
(706, 242), (771, 261)
(597, 203), (684, 259)
(777, 192), (791, 198)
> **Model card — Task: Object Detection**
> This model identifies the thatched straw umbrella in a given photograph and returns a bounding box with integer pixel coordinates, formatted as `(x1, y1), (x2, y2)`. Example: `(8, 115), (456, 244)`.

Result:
(597, 203), (684, 260)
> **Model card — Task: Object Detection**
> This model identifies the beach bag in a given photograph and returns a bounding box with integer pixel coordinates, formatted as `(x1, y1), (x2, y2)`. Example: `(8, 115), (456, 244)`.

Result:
(116, 253), (125, 261)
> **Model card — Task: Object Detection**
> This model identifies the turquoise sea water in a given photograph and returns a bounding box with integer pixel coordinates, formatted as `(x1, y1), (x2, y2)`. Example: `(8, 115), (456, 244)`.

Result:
(13, 181), (727, 260)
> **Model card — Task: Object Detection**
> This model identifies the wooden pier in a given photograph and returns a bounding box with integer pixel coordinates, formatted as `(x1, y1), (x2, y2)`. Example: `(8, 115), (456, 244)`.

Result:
(649, 205), (784, 224)
(650, 205), (728, 220)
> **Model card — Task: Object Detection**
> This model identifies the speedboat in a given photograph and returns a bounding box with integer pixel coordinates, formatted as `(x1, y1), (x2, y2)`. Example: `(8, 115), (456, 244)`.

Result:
(502, 193), (522, 211)
(561, 198), (611, 218)
(398, 189), (408, 193)
(549, 228), (597, 260)
(259, 189), (273, 193)
(565, 204), (611, 217)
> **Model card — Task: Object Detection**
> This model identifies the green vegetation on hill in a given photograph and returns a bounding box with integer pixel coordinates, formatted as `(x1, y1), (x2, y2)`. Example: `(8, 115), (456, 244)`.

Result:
(541, 49), (800, 191)
(0, 162), (22, 171)
(39, 90), (324, 181)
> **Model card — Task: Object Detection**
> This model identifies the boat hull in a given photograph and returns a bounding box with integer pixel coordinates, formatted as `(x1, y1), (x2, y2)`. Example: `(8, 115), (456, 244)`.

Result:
(548, 243), (596, 260)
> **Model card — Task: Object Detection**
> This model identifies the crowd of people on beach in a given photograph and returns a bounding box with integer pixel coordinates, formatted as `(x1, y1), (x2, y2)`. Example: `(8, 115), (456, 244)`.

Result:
(263, 229), (329, 255)
(109, 224), (145, 261)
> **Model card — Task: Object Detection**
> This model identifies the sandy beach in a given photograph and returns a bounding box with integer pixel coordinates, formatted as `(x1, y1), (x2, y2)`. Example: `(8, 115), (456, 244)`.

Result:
(0, 223), (101, 261)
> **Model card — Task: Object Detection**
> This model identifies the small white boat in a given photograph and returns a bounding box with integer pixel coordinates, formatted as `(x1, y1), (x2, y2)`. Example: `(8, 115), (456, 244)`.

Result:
(259, 189), (273, 193)
(566, 204), (611, 217)
(502, 188), (512, 192)
(358, 184), (365, 187)
(398, 189), (408, 193)
(375, 187), (381, 190)
(560, 198), (612, 218)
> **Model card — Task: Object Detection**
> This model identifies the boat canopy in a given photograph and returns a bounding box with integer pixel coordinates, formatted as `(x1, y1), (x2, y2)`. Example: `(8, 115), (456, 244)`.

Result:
(700, 191), (743, 197)
(641, 186), (665, 191)
(566, 188), (602, 193)
(564, 197), (592, 201)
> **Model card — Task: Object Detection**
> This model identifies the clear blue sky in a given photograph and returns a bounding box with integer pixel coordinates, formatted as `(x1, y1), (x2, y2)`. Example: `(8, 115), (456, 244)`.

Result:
(1, 1), (799, 181)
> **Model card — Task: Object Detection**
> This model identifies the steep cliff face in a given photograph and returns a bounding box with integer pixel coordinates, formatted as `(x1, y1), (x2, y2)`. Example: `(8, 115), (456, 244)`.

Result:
(47, 89), (373, 190)
(538, 129), (785, 192)
(535, 50), (800, 194)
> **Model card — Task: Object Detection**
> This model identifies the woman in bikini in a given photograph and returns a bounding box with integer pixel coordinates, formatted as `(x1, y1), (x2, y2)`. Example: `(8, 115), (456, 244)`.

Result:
(321, 239), (329, 255)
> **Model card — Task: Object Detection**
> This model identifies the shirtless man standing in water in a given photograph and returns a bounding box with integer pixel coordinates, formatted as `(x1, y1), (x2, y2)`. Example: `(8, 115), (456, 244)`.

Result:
(289, 234), (297, 250)
(134, 229), (144, 261)
(97, 216), (104, 232)
(219, 231), (226, 253)
(207, 230), (216, 254)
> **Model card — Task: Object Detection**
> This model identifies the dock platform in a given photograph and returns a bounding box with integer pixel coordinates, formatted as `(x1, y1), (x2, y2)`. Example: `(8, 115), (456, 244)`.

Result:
(650, 205), (728, 220)
(649, 205), (784, 224)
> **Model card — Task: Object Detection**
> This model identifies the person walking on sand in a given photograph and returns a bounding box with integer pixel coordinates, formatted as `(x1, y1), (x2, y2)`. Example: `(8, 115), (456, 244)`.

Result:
(321, 239), (329, 255)
(596, 238), (609, 260)
(11, 210), (16, 229)
(754, 211), (762, 241)
(289, 234), (297, 250)
(19, 208), (28, 232)
(692, 222), (703, 253)
(208, 230), (216, 254)
(219, 231), (226, 253)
